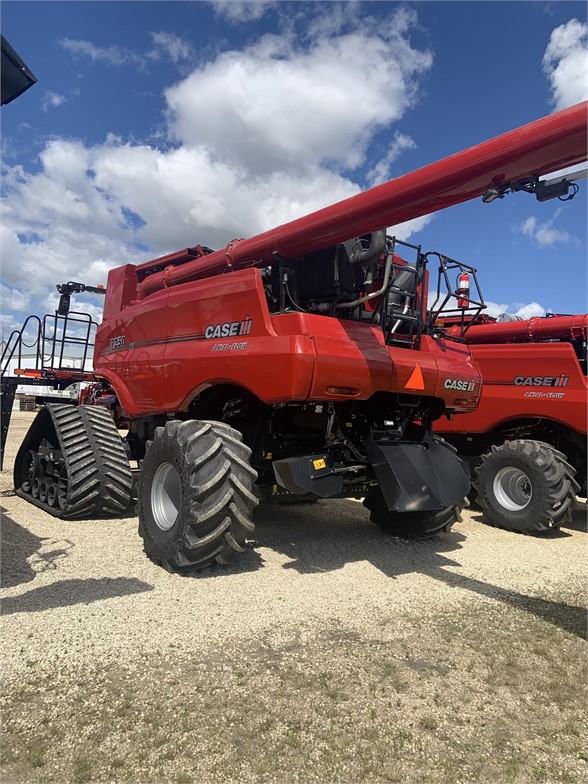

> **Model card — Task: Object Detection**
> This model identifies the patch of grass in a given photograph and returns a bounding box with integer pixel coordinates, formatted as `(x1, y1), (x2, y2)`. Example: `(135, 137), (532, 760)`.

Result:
(381, 660), (409, 693)
(532, 764), (550, 781)
(72, 754), (94, 784)
(419, 715), (438, 731)
(26, 741), (46, 769)
(432, 691), (445, 707)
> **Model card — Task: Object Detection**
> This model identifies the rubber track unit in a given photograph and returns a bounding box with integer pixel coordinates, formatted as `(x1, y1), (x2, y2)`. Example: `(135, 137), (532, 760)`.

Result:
(138, 419), (259, 571)
(14, 403), (133, 519)
(473, 439), (579, 534)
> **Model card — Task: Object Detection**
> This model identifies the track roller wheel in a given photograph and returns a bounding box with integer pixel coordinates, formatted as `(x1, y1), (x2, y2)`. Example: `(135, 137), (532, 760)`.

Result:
(473, 439), (578, 533)
(138, 420), (258, 571)
(18, 449), (42, 494)
(46, 482), (58, 507)
(31, 477), (41, 499)
(39, 480), (49, 504)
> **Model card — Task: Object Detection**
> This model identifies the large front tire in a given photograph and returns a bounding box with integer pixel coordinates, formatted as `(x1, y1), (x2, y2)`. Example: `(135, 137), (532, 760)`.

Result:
(473, 440), (577, 534)
(138, 420), (258, 571)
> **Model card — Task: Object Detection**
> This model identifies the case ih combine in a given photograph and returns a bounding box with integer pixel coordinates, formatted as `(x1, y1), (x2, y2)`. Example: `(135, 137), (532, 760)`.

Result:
(1, 101), (586, 571)
(436, 312), (587, 533)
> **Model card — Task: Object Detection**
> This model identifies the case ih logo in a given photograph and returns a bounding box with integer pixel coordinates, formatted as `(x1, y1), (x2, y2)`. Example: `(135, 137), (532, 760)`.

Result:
(444, 379), (476, 392)
(513, 374), (569, 387)
(204, 316), (253, 340)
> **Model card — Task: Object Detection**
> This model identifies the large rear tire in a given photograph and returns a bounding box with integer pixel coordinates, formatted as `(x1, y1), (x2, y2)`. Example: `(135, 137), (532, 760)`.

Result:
(138, 420), (258, 571)
(363, 491), (467, 539)
(473, 440), (577, 533)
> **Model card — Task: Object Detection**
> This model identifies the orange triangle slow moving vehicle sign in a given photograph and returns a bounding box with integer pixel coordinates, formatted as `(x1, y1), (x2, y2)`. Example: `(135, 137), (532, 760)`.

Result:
(405, 364), (425, 390)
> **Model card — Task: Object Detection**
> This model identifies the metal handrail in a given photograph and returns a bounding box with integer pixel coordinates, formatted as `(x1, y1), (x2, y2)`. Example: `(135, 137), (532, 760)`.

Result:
(1, 311), (98, 377)
(0, 315), (42, 376)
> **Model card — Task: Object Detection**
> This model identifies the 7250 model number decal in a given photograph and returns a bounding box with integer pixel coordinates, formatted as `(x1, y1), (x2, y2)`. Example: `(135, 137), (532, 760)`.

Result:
(109, 335), (126, 350)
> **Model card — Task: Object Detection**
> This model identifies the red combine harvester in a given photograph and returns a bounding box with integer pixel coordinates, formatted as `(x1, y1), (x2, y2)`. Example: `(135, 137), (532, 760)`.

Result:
(2, 101), (586, 571)
(436, 312), (587, 533)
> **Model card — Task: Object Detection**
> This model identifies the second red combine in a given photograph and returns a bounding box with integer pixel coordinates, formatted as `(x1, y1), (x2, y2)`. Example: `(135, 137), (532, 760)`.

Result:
(436, 312), (587, 533)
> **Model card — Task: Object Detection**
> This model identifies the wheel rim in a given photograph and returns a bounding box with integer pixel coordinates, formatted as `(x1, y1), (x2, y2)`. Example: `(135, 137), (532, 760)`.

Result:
(493, 467), (532, 512)
(151, 462), (181, 531)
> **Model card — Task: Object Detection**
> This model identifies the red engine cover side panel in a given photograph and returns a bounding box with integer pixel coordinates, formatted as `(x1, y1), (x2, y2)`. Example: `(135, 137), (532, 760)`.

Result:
(95, 269), (317, 414)
(436, 343), (587, 436)
(308, 327), (480, 411)
(163, 272), (315, 409)
(95, 268), (481, 416)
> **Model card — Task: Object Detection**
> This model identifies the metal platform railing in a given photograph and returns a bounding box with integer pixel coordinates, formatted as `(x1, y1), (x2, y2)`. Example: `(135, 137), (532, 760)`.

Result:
(1, 311), (98, 378)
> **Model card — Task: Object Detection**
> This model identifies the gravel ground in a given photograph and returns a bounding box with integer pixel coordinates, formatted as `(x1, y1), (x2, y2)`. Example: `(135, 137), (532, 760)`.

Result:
(1, 411), (587, 784)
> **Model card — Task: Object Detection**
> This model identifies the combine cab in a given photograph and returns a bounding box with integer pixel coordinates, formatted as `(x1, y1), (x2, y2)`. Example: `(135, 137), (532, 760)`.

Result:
(3, 101), (586, 571)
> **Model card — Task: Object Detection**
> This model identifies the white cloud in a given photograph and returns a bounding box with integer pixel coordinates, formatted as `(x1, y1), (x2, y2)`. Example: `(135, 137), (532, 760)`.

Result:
(519, 214), (574, 246)
(165, 8), (432, 174)
(210, 1), (276, 23)
(3, 8), (431, 321)
(41, 91), (67, 112)
(60, 38), (144, 68)
(534, 223), (572, 246)
(428, 297), (547, 321)
(387, 213), (434, 242)
(484, 301), (546, 320)
(44, 291), (105, 324)
(514, 302), (547, 320)
(0, 312), (25, 335)
(0, 283), (32, 313)
(543, 19), (588, 110)
(90, 141), (360, 251)
(306, 2), (363, 39)
(367, 132), (417, 187)
(147, 32), (193, 64)
(60, 32), (193, 70)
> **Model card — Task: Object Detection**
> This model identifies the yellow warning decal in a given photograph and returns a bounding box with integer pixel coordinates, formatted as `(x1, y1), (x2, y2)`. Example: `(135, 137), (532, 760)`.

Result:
(313, 458), (327, 470)
(405, 364), (425, 390)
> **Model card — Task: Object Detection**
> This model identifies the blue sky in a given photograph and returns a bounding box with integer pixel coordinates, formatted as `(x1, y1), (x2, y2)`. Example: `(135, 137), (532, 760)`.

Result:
(1, 0), (587, 336)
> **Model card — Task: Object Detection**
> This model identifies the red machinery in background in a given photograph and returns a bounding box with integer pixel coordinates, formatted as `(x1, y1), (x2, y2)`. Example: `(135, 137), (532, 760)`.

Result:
(436, 312), (587, 533)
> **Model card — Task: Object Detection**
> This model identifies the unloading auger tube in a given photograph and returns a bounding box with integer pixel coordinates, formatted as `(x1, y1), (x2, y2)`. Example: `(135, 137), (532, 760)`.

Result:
(445, 314), (588, 344)
(136, 101), (588, 300)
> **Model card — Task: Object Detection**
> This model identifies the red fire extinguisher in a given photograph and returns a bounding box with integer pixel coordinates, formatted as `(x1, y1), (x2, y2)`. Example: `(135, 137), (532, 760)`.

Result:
(456, 272), (470, 309)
